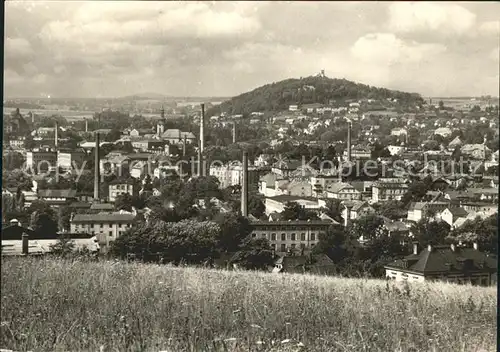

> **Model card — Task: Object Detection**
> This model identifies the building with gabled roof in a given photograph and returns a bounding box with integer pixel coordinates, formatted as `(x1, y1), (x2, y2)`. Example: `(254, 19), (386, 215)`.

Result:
(70, 212), (136, 247)
(37, 189), (77, 207)
(326, 182), (361, 201)
(385, 243), (497, 285)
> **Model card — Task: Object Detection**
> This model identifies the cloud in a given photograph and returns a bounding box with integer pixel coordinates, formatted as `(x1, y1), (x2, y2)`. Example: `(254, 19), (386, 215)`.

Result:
(388, 3), (476, 35)
(479, 21), (500, 35)
(5, 37), (33, 58)
(3, 2), (499, 98)
(351, 33), (446, 65)
(490, 48), (499, 62)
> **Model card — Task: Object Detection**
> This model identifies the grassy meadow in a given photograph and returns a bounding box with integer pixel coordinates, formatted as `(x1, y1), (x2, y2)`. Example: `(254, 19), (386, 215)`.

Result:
(0, 257), (497, 352)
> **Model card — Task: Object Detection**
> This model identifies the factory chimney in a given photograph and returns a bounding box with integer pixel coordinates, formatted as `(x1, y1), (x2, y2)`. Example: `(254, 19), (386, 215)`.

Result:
(197, 148), (203, 177)
(232, 122), (236, 144)
(241, 151), (248, 217)
(182, 135), (187, 157)
(94, 131), (100, 201)
(347, 121), (352, 162)
(200, 103), (205, 154)
(22, 233), (29, 255)
(54, 122), (58, 148)
(85, 119), (88, 133)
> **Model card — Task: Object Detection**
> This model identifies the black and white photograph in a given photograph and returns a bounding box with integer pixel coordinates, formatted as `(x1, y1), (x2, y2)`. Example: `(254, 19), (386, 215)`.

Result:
(1, 1), (499, 351)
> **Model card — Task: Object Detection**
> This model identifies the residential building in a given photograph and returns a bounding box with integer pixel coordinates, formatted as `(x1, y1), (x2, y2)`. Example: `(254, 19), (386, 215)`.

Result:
(57, 149), (87, 171)
(310, 174), (341, 198)
(434, 127), (452, 138)
(264, 195), (322, 215)
(250, 219), (332, 253)
(161, 129), (196, 144)
(384, 243), (497, 285)
(26, 148), (58, 174)
(387, 145), (406, 156)
(440, 207), (469, 228)
(37, 189), (77, 207)
(131, 139), (166, 153)
(391, 128), (407, 137)
(326, 182), (361, 201)
(407, 202), (449, 222)
(108, 178), (138, 202)
(341, 200), (375, 225)
(70, 212), (136, 247)
(372, 179), (409, 203)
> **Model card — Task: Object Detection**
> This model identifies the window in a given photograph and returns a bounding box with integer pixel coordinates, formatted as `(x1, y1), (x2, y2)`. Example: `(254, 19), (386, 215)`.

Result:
(280, 244), (286, 252)
(252, 233), (256, 238)
(300, 243), (305, 249)
(271, 233), (276, 241)
(311, 233), (316, 241)
(109, 231), (113, 237)
(291, 244), (296, 249)
(271, 244), (276, 250)
(291, 233), (296, 241)
(301, 233), (306, 241)
(281, 233), (286, 241)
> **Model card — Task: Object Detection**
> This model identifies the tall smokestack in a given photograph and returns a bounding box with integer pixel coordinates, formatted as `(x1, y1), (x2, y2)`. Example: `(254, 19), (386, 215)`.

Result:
(347, 121), (352, 162)
(94, 132), (100, 200)
(197, 148), (202, 177)
(182, 135), (187, 157)
(232, 122), (236, 144)
(200, 103), (205, 154)
(22, 233), (29, 255)
(241, 151), (248, 217)
(85, 119), (88, 133)
(54, 122), (58, 148)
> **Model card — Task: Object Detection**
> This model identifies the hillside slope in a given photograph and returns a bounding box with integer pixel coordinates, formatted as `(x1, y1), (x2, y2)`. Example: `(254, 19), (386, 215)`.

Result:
(207, 75), (424, 116)
(1, 257), (496, 351)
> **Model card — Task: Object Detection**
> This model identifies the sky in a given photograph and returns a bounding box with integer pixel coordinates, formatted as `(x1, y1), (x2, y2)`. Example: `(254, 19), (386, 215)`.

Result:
(3, 1), (500, 98)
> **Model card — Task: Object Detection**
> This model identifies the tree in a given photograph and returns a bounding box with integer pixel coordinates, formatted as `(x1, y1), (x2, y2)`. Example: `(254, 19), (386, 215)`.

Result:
(248, 194), (265, 219)
(109, 220), (220, 264)
(49, 234), (76, 258)
(312, 224), (349, 262)
(411, 218), (450, 247)
(213, 212), (252, 253)
(230, 238), (275, 270)
(347, 214), (387, 242)
(448, 215), (497, 255)
(322, 199), (343, 223)
(3, 151), (25, 170)
(282, 201), (318, 221)
(401, 180), (432, 205)
(115, 193), (134, 212)
(57, 206), (72, 232)
(376, 200), (406, 221)
(29, 200), (58, 236)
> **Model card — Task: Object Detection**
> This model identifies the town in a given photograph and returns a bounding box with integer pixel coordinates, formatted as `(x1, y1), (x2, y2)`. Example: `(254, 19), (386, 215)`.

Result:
(2, 74), (498, 285)
(2, 2), (499, 351)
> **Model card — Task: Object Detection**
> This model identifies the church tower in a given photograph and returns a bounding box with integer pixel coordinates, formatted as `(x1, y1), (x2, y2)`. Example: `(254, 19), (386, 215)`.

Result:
(157, 105), (165, 136)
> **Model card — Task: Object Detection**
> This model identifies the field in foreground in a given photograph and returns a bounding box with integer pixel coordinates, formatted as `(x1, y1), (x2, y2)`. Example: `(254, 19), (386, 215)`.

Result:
(0, 258), (496, 352)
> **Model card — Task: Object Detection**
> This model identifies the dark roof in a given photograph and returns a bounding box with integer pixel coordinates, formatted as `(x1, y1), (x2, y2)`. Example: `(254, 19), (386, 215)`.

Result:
(68, 201), (92, 209)
(267, 195), (317, 203)
(251, 219), (333, 227)
(446, 207), (469, 217)
(72, 213), (136, 223)
(385, 245), (497, 275)
(37, 189), (77, 198)
(90, 203), (115, 210)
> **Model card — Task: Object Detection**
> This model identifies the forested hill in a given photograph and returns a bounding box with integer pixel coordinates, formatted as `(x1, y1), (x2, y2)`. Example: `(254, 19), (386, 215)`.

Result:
(207, 76), (424, 116)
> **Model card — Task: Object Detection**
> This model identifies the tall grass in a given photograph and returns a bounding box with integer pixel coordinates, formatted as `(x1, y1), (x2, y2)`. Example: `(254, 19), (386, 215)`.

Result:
(1, 257), (496, 351)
